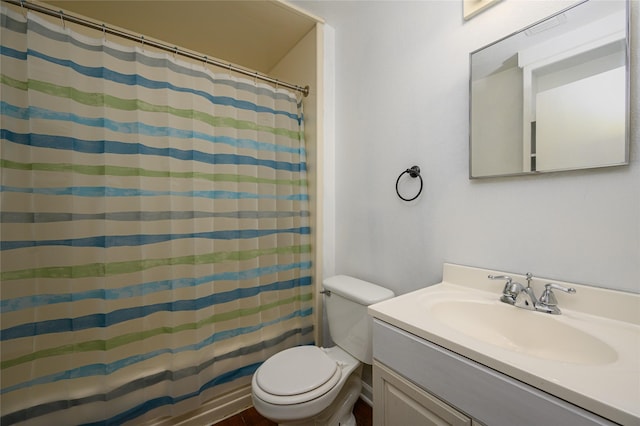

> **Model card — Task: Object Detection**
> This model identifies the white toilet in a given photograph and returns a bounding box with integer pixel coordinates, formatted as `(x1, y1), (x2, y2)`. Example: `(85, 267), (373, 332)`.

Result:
(251, 275), (395, 426)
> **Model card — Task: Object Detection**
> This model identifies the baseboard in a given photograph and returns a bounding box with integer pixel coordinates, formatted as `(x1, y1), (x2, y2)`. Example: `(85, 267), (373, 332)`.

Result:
(148, 385), (253, 426)
(360, 382), (373, 407)
(137, 380), (372, 425)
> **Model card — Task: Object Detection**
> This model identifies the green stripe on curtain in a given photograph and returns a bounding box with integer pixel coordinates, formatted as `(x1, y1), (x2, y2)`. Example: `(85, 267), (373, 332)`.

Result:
(0, 158), (308, 186)
(1, 74), (302, 139)
(0, 6), (313, 425)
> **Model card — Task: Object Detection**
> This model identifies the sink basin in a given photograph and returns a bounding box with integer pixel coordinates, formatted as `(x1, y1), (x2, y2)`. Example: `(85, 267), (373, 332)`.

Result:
(427, 298), (618, 365)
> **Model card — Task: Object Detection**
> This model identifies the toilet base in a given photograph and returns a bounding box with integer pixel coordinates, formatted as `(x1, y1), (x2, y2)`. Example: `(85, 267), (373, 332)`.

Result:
(270, 374), (362, 426)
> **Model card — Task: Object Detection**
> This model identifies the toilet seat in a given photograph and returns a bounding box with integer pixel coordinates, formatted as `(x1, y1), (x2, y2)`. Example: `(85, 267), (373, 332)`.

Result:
(254, 346), (342, 405)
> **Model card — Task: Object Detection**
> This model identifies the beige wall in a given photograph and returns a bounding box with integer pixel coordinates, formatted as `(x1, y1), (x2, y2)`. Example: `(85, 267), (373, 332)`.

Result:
(270, 24), (324, 345)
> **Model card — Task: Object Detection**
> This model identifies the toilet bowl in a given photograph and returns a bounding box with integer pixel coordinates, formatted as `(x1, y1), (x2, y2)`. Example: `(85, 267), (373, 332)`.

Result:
(251, 275), (395, 426)
(252, 346), (361, 425)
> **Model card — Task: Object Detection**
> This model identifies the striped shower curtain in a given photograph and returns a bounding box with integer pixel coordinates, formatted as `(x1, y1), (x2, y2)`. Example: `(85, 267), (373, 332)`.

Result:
(1, 6), (313, 425)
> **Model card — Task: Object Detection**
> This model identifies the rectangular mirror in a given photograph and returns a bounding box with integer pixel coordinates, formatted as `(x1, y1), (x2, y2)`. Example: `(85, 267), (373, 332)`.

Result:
(469, 0), (629, 179)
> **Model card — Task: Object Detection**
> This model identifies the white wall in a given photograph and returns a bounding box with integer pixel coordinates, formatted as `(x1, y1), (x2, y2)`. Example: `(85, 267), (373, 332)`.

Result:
(294, 0), (639, 296)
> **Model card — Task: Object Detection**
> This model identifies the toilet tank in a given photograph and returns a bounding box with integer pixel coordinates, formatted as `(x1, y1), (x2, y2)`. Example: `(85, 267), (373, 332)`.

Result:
(323, 275), (395, 364)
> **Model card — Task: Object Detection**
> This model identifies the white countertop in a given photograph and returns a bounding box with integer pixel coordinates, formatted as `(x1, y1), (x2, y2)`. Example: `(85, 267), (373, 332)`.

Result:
(368, 263), (640, 426)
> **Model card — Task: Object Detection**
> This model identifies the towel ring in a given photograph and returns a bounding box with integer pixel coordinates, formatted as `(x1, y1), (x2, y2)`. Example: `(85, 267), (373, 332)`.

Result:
(395, 166), (423, 201)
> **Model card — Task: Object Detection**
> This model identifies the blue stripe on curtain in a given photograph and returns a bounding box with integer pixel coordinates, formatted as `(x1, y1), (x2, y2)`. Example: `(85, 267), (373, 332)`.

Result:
(0, 130), (308, 171)
(1, 102), (305, 155)
(0, 5), (313, 425)
(1, 276), (312, 342)
(2, 261), (312, 312)
(0, 227), (311, 250)
(0, 184), (309, 200)
(0, 210), (311, 223)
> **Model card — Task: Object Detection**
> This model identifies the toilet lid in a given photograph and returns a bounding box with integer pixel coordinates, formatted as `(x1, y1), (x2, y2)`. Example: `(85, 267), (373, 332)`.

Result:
(256, 346), (339, 396)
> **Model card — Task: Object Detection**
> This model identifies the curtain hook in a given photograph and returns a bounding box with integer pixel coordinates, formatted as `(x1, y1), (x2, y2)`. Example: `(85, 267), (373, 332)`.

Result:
(275, 79), (279, 92)
(102, 24), (106, 42)
(59, 10), (65, 29)
(202, 55), (207, 69)
(174, 46), (178, 58)
(140, 35), (145, 50)
(254, 72), (259, 86)
(20, 0), (26, 16)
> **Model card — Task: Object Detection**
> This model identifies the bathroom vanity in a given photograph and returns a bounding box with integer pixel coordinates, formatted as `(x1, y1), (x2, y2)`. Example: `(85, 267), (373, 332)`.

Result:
(368, 264), (640, 426)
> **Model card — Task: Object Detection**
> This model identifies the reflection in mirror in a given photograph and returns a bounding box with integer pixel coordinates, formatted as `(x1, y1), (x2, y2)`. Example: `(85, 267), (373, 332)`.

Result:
(470, 0), (629, 179)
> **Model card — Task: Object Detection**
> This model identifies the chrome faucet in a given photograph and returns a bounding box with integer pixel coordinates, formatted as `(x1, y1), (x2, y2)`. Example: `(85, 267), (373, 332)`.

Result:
(514, 272), (536, 310)
(489, 273), (576, 315)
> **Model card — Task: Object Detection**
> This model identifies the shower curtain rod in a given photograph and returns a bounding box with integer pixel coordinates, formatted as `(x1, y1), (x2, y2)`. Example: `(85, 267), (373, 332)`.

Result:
(3, 0), (311, 97)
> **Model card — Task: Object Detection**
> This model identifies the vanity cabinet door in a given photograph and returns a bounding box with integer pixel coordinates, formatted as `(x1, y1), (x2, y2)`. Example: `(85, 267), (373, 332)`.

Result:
(373, 361), (471, 426)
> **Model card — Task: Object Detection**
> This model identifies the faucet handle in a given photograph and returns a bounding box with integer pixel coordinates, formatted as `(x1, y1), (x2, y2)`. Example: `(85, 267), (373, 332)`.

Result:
(538, 283), (576, 308)
(489, 275), (521, 304)
(488, 274), (512, 283)
(547, 283), (576, 294)
(488, 275), (513, 293)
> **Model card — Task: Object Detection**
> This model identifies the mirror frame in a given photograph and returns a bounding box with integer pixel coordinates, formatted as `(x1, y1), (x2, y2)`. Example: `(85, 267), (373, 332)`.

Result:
(468, 0), (630, 179)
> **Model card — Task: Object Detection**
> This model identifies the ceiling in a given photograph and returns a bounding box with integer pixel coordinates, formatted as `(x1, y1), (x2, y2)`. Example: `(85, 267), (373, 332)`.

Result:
(47, 0), (318, 74)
